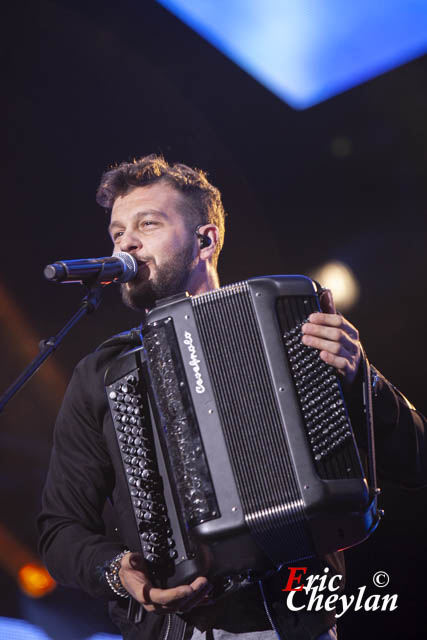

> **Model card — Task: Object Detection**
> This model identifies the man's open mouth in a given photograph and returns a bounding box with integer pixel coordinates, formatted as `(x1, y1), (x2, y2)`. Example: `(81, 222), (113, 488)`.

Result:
(133, 260), (150, 280)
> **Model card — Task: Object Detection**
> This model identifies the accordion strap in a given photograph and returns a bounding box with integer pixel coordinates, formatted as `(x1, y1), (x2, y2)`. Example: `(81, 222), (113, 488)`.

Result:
(360, 345), (377, 494)
(126, 601), (187, 639)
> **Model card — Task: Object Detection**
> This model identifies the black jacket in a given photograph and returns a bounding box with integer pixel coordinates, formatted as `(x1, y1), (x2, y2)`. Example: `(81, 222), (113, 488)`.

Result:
(38, 331), (427, 640)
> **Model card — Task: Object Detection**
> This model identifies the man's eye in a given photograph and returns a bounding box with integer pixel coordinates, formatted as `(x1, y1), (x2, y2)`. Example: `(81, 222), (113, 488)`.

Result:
(113, 231), (124, 241)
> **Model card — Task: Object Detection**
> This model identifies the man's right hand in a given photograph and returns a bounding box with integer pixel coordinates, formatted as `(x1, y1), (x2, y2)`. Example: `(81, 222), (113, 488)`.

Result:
(119, 552), (212, 615)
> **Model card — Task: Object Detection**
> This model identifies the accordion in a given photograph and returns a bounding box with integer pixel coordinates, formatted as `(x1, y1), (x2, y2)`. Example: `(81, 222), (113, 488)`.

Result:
(105, 275), (379, 593)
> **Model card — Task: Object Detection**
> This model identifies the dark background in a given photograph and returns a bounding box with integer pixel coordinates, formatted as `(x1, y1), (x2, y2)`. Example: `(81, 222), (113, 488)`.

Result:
(2, 1), (426, 638)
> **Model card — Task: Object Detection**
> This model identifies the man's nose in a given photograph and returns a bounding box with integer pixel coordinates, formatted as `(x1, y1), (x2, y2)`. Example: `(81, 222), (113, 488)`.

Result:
(119, 229), (142, 253)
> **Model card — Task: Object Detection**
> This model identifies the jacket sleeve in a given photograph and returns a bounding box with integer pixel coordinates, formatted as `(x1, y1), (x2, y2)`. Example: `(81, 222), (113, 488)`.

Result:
(37, 350), (125, 600)
(346, 362), (427, 489)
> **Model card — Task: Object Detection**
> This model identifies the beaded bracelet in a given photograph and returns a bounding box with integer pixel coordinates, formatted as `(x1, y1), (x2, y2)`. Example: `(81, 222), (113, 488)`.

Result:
(104, 549), (131, 599)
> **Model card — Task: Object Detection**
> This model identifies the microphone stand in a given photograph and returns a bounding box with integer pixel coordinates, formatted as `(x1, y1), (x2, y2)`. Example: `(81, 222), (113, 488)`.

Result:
(0, 282), (104, 414)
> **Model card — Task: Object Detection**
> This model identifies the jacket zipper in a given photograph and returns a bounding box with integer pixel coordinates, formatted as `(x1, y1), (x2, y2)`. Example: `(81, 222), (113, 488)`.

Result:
(162, 613), (172, 640)
(259, 580), (283, 640)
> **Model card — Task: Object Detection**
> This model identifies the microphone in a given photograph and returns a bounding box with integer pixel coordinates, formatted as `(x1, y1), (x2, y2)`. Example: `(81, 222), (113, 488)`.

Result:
(44, 252), (138, 284)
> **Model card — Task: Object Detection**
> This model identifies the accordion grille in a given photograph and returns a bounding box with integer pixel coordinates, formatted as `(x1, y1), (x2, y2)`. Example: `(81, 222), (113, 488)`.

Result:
(192, 283), (313, 563)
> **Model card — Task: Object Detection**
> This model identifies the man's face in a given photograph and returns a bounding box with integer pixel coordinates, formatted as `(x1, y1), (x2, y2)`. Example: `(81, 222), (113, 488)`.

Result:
(109, 182), (198, 310)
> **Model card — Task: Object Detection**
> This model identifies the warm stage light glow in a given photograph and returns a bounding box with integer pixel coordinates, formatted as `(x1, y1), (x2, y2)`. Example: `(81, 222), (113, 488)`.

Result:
(0, 524), (57, 598)
(18, 563), (56, 599)
(311, 261), (360, 311)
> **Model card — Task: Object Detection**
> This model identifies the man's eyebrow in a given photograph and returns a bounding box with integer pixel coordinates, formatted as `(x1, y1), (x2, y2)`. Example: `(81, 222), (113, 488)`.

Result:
(108, 209), (166, 235)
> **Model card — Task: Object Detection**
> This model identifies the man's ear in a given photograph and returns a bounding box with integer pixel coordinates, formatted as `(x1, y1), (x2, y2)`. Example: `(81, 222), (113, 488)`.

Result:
(196, 224), (219, 260)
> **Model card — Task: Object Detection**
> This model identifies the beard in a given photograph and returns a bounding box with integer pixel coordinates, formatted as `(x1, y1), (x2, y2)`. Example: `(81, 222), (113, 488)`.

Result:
(120, 243), (196, 311)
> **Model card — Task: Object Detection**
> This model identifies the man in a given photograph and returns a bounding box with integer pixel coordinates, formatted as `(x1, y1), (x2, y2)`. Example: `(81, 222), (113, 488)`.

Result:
(38, 155), (427, 640)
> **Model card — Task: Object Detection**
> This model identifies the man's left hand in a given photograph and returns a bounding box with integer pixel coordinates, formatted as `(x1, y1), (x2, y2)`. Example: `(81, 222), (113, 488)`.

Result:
(301, 311), (361, 386)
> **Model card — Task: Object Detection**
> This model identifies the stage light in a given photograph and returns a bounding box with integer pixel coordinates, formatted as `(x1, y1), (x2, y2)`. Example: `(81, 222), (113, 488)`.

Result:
(0, 525), (57, 599)
(311, 261), (360, 311)
(157, 0), (427, 109)
(0, 280), (68, 405)
(0, 617), (121, 640)
(18, 564), (56, 599)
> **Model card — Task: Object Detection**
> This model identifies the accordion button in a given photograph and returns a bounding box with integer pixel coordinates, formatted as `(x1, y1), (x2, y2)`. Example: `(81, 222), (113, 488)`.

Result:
(126, 375), (136, 385)
(121, 384), (129, 394)
(146, 553), (159, 563)
(146, 492), (161, 502)
(169, 550), (178, 560)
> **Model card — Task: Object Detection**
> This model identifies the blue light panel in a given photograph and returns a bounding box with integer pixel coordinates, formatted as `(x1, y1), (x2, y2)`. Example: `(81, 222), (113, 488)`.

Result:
(157, 0), (427, 109)
(0, 618), (50, 640)
(0, 617), (121, 640)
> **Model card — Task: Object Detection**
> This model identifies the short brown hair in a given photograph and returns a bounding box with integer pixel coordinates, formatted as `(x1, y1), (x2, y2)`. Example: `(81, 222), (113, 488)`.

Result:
(96, 154), (225, 267)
